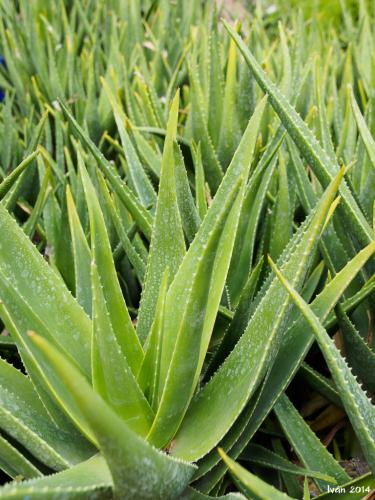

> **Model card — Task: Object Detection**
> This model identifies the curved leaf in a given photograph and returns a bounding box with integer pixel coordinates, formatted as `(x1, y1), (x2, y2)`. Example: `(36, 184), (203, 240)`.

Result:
(0, 204), (91, 376)
(270, 258), (375, 474)
(172, 168), (344, 461)
(28, 333), (196, 500)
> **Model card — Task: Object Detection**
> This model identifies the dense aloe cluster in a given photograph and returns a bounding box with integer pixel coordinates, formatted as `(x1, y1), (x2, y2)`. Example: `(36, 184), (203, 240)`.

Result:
(0, 1), (374, 498)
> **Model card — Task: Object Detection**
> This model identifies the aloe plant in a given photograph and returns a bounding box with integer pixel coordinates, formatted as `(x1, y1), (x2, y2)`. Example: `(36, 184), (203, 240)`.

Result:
(0, 1), (374, 499)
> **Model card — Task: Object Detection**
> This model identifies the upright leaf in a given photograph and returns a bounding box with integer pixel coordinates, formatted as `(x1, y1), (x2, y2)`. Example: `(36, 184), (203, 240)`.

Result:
(171, 168), (344, 461)
(0, 204), (91, 376)
(29, 333), (196, 500)
(66, 185), (92, 316)
(137, 91), (186, 344)
(147, 98), (267, 449)
(91, 261), (154, 436)
(223, 21), (373, 247)
(270, 258), (375, 474)
(80, 157), (143, 375)
(102, 78), (157, 208)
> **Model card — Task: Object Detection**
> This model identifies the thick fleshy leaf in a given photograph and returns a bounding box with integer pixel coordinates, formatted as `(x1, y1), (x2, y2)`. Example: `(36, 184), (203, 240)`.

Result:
(171, 168), (344, 461)
(91, 261), (154, 436)
(137, 91), (186, 344)
(66, 186), (92, 316)
(96, 171), (146, 283)
(218, 37), (241, 169)
(270, 258), (375, 474)
(0, 150), (39, 200)
(174, 142), (201, 243)
(270, 156), (292, 260)
(147, 97), (267, 449)
(336, 304), (375, 393)
(223, 20), (373, 247)
(241, 444), (336, 483)
(299, 363), (342, 408)
(102, 78), (157, 208)
(227, 130), (285, 306)
(274, 394), (349, 491)
(314, 473), (375, 499)
(218, 449), (295, 500)
(188, 60), (223, 191)
(59, 101), (153, 240)
(350, 86), (375, 172)
(80, 157), (143, 375)
(180, 488), (245, 500)
(194, 237), (375, 489)
(205, 256), (264, 380)
(0, 433), (41, 480)
(193, 143), (208, 220)
(0, 356), (93, 471)
(137, 269), (169, 411)
(0, 455), (112, 499)
(0, 203), (91, 376)
(28, 333), (196, 500)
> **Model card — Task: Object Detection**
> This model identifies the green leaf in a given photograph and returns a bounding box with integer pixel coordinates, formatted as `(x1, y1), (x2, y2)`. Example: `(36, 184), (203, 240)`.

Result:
(2, 110), (48, 212)
(102, 78), (157, 208)
(129, 124), (162, 179)
(174, 142), (201, 243)
(299, 363), (342, 408)
(28, 333), (196, 499)
(315, 473), (375, 499)
(148, 97), (267, 449)
(0, 433), (41, 480)
(207, 24), (224, 148)
(287, 138), (350, 277)
(336, 304), (375, 393)
(59, 101), (153, 240)
(218, 237), (375, 468)
(272, 439), (302, 499)
(188, 60), (223, 192)
(0, 203), (91, 377)
(223, 20), (373, 247)
(227, 131), (284, 306)
(171, 167), (344, 462)
(350, 86), (375, 172)
(66, 185), (92, 316)
(0, 455), (113, 499)
(91, 261), (154, 436)
(0, 355), (92, 471)
(80, 156), (143, 375)
(0, 150), (39, 200)
(96, 171), (146, 283)
(218, 448), (295, 500)
(303, 477), (310, 500)
(195, 241), (375, 489)
(218, 37), (241, 169)
(180, 487), (245, 500)
(274, 394), (348, 491)
(270, 155), (292, 260)
(205, 256), (264, 380)
(137, 91), (186, 344)
(22, 163), (51, 239)
(241, 444), (336, 483)
(138, 269), (169, 411)
(192, 143), (208, 220)
(270, 258), (375, 474)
